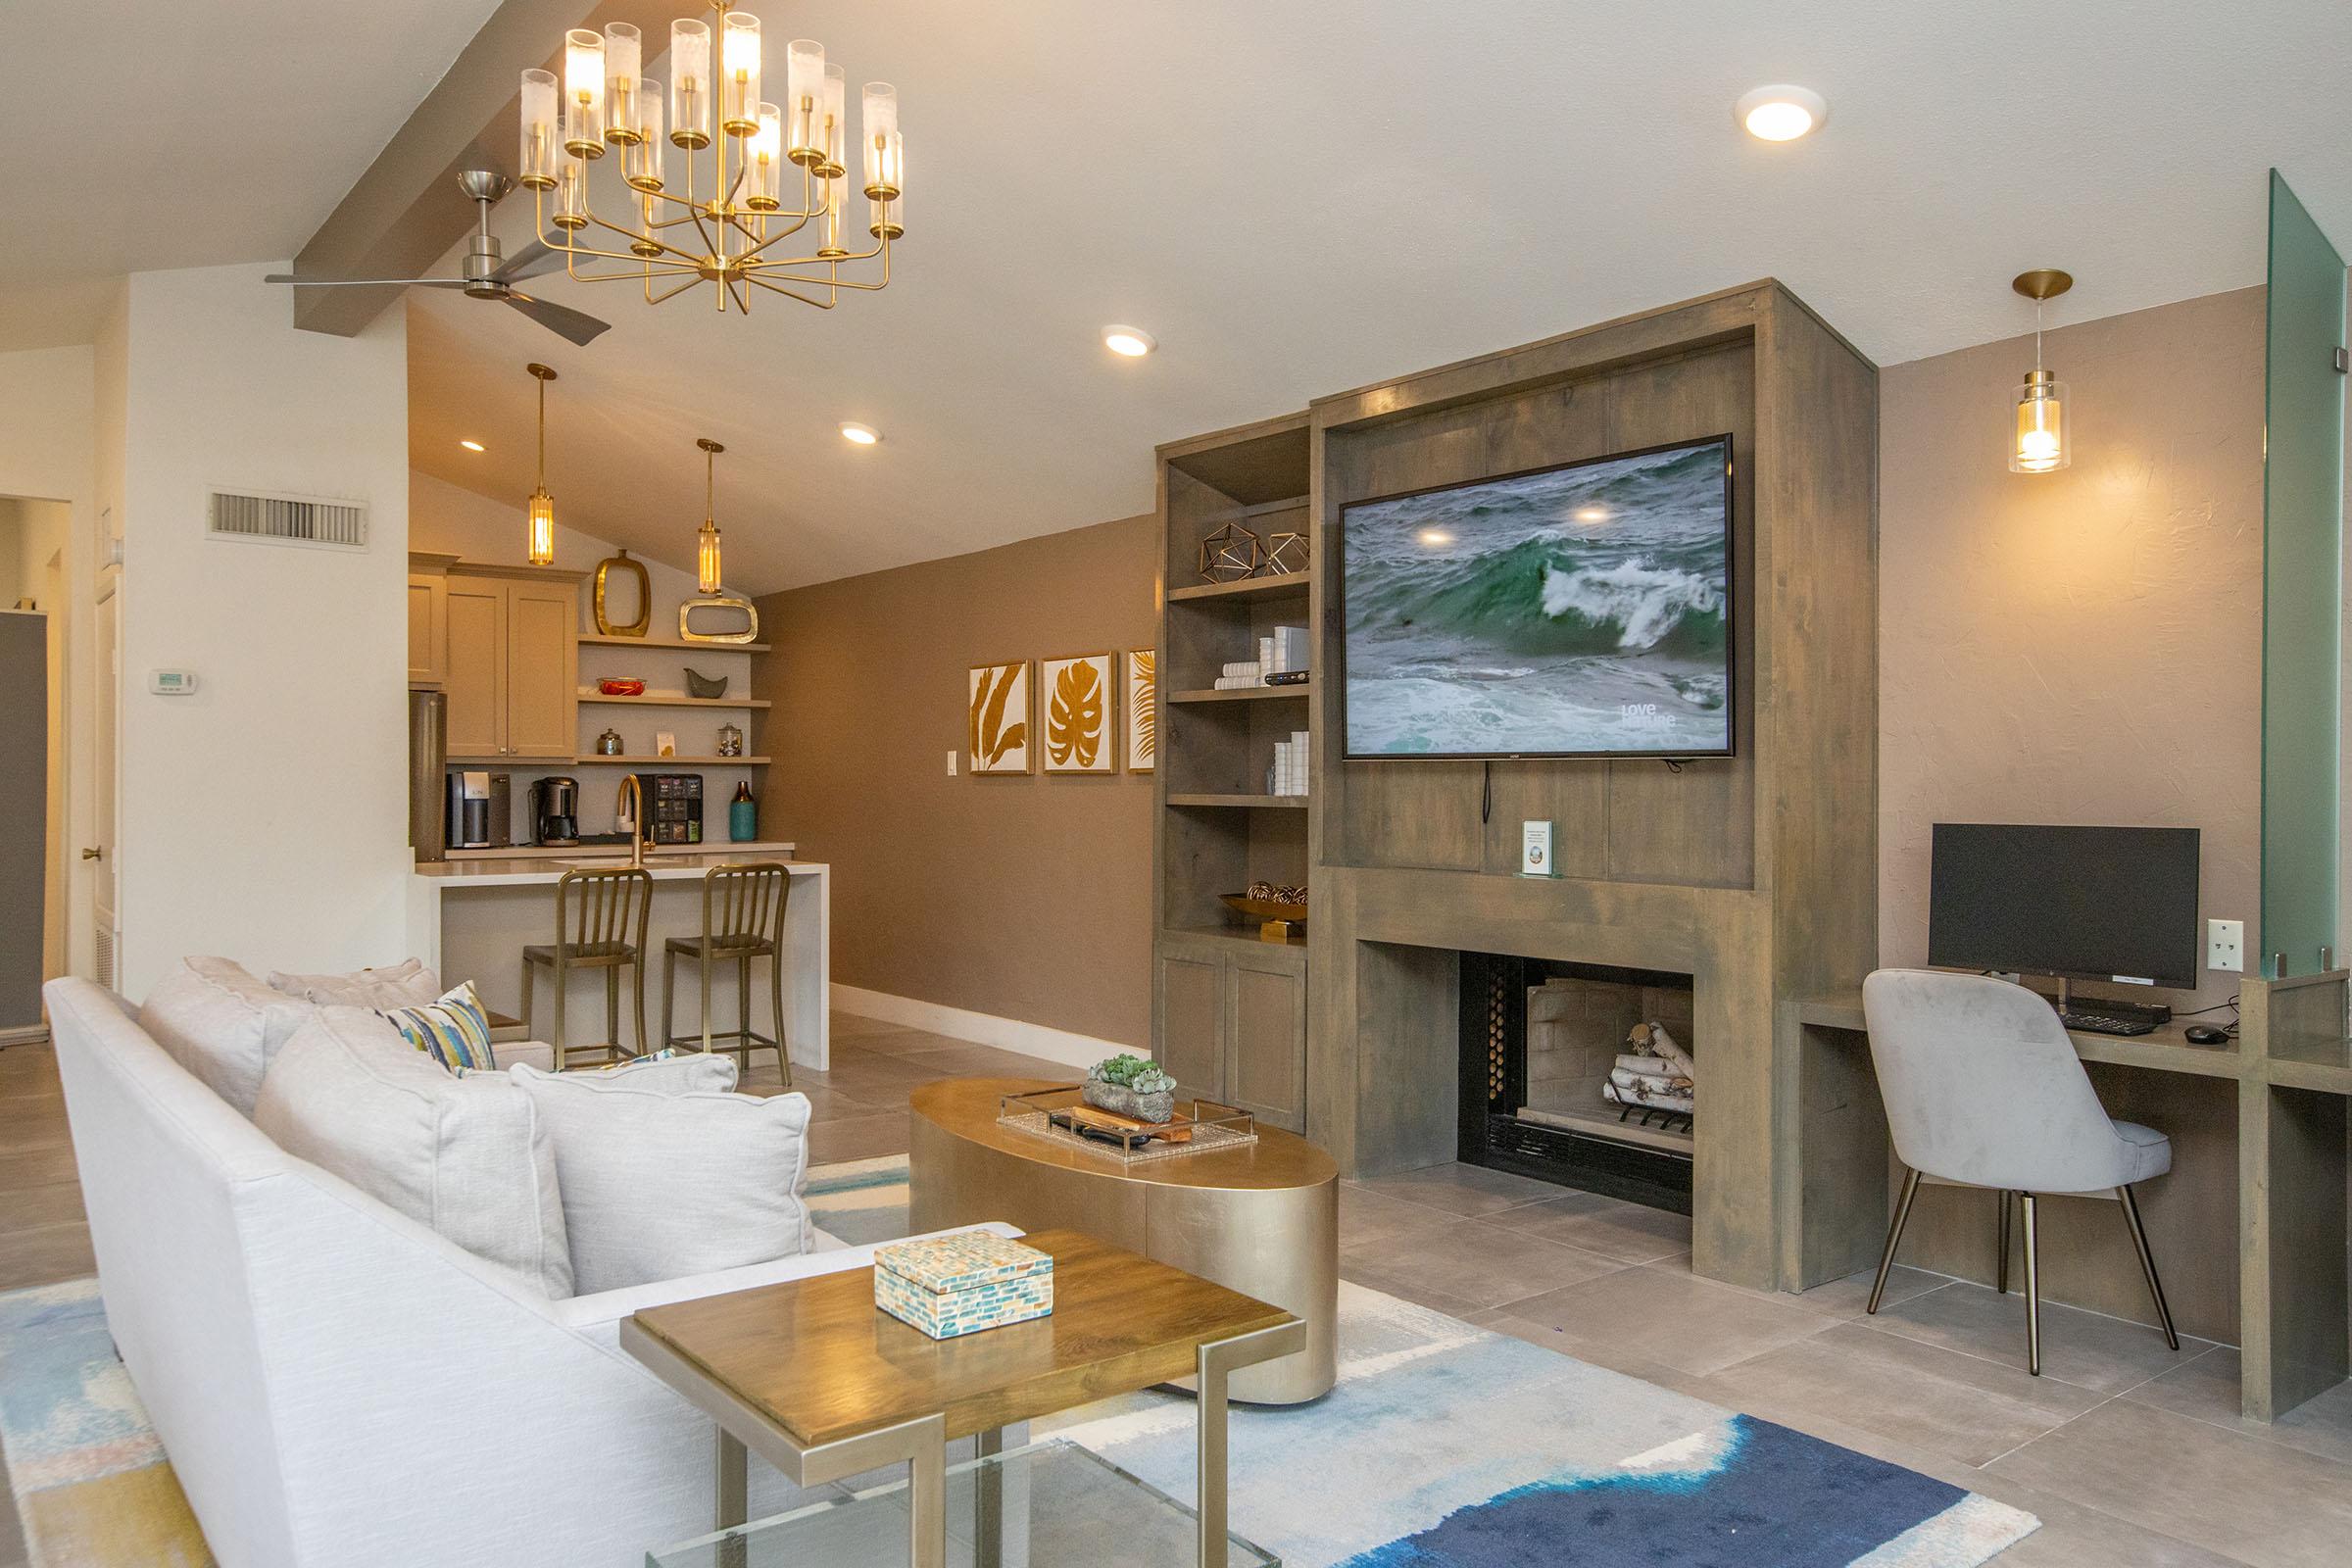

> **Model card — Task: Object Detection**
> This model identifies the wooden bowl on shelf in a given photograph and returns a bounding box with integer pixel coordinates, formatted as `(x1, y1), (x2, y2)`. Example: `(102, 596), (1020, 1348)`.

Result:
(1220, 893), (1307, 943)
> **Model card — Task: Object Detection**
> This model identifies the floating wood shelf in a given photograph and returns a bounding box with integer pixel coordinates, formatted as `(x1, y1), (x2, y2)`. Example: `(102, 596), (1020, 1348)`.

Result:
(1163, 922), (1307, 952)
(1165, 793), (1308, 809)
(577, 634), (770, 653)
(568, 755), (770, 766)
(1166, 570), (1312, 605)
(1169, 684), (1311, 705)
(577, 692), (771, 709)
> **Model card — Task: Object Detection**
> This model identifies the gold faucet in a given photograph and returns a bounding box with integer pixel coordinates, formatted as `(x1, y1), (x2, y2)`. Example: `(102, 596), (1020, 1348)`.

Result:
(615, 775), (647, 869)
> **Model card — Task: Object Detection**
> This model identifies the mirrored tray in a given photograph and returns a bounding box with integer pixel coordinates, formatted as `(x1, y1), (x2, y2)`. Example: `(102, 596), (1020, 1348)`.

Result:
(997, 1086), (1257, 1164)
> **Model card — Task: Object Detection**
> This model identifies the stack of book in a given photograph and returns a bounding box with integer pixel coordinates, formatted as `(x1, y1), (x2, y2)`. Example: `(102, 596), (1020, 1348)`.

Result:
(1269, 730), (1310, 797)
(1213, 625), (1311, 690)
(1212, 661), (1263, 691)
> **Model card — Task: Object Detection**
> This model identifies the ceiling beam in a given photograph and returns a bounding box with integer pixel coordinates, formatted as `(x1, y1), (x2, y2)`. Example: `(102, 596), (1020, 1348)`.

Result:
(290, 0), (675, 336)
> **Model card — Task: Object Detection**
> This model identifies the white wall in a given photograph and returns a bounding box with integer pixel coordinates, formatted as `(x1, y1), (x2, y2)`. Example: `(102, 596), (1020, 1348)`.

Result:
(116, 264), (411, 997)
(0, 344), (99, 983)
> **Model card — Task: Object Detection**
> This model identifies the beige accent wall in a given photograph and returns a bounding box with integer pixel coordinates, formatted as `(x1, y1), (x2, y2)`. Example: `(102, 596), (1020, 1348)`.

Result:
(1879, 286), (2265, 1014)
(753, 514), (1157, 1047)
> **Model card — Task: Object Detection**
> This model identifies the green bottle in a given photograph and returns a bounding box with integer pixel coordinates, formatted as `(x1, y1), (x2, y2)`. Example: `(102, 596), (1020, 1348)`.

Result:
(728, 780), (758, 843)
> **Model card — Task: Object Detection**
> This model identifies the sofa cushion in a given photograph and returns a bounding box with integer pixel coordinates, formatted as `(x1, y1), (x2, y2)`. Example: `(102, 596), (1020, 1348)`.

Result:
(578, 1051), (738, 1093)
(139, 956), (316, 1116)
(510, 1065), (810, 1295)
(255, 1008), (573, 1298)
(381, 980), (499, 1073)
(266, 958), (443, 1009)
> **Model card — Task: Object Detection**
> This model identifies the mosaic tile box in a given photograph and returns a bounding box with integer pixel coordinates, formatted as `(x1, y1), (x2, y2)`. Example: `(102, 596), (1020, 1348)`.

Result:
(873, 1232), (1054, 1340)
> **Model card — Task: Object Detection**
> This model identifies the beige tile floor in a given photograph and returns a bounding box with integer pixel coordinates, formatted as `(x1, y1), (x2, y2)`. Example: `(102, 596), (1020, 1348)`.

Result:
(5, 1029), (2351, 1565)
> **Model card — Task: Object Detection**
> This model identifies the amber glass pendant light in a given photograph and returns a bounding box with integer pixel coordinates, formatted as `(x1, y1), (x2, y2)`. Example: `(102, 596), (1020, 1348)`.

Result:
(525, 363), (559, 564)
(2009, 270), (2073, 474)
(695, 436), (726, 592)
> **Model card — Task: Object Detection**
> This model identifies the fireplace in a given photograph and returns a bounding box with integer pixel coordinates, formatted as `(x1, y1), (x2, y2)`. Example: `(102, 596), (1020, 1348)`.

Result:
(1457, 953), (1695, 1213)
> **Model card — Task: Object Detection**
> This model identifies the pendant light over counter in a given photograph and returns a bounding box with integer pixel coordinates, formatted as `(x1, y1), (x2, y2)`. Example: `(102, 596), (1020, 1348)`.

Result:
(694, 436), (727, 592)
(2009, 270), (2073, 474)
(525, 363), (560, 564)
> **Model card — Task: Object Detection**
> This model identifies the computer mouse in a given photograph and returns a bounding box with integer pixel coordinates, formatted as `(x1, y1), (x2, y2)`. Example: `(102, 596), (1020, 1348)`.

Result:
(2183, 1024), (2229, 1045)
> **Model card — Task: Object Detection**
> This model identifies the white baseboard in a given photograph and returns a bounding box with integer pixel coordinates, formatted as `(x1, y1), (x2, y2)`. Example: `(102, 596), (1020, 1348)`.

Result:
(828, 984), (1139, 1072)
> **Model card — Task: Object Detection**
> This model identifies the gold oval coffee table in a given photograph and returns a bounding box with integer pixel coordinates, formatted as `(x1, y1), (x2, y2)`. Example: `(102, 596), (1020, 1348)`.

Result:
(908, 1077), (1338, 1405)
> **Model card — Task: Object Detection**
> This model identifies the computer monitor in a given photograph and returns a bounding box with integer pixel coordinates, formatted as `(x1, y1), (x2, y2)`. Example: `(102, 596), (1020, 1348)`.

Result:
(1928, 823), (2201, 992)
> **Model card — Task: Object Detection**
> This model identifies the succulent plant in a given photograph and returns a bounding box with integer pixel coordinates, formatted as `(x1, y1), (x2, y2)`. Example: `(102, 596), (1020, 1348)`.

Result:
(1089, 1054), (1176, 1096)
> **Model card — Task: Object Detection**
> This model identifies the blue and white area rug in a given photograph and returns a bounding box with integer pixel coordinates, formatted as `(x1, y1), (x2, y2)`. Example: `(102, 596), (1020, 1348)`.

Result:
(1047, 1283), (2038, 1568)
(805, 1152), (911, 1246)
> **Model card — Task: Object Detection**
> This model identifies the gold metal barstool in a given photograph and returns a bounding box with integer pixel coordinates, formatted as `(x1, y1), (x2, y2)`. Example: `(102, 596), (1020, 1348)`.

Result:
(520, 866), (654, 1070)
(661, 861), (793, 1086)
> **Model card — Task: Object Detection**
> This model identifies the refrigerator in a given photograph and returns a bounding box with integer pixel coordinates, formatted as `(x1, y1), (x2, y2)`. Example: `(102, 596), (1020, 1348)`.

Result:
(0, 611), (46, 1038)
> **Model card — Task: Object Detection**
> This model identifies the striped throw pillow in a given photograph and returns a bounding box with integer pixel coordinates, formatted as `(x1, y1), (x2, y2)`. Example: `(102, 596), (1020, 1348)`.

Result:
(380, 981), (498, 1073)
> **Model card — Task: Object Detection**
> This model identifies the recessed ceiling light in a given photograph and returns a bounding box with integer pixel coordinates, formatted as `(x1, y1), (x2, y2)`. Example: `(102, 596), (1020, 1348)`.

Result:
(1736, 85), (1828, 142)
(460, 439), (486, 452)
(1102, 325), (1156, 358)
(840, 421), (881, 445)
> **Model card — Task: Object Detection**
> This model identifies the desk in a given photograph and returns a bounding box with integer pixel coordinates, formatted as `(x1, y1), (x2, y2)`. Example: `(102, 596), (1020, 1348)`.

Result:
(1783, 973), (2351, 1422)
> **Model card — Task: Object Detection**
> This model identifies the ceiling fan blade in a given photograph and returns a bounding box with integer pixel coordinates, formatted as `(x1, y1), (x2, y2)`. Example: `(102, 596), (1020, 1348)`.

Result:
(263, 273), (466, 288)
(490, 238), (566, 284)
(503, 289), (612, 346)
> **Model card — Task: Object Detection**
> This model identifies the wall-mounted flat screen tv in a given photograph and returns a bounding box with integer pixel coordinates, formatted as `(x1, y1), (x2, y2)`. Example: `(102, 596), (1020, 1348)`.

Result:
(1339, 434), (1736, 760)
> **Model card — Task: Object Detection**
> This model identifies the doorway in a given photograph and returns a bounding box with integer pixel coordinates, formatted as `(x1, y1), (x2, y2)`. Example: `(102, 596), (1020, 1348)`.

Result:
(0, 497), (72, 1042)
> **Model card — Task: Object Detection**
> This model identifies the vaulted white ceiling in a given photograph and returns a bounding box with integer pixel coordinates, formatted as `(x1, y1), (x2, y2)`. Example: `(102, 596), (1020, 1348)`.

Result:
(7, 1), (2348, 592)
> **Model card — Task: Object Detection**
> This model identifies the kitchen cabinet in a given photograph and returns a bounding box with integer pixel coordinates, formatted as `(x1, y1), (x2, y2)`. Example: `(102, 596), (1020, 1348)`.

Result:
(1152, 934), (1306, 1133)
(443, 564), (582, 761)
(406, 552), (457, 687)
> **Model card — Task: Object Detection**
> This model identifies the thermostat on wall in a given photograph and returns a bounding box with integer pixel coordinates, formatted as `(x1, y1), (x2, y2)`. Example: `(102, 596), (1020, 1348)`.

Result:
(149, 669), (197, 696)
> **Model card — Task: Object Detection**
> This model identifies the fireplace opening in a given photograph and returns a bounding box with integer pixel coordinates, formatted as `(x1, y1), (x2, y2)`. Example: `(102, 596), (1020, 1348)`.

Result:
(1457, 953), (1694, 1214)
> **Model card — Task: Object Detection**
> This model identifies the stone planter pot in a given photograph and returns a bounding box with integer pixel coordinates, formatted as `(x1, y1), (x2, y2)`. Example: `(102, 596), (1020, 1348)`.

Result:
(1083, 1078), (1177, 1125)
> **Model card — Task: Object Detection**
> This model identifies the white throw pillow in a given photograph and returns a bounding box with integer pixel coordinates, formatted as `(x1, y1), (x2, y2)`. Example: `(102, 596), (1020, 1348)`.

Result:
(255, 1007), (573, 1298)
(509, 1064), (810, 1294)
(140, 956), (316, 1116)
(580, 1051), (739, 1094)
(266, 958), (443, 1009)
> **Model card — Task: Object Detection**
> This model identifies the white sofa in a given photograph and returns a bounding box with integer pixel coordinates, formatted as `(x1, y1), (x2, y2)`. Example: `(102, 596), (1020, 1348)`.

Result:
(43, 976), (1005, 1568)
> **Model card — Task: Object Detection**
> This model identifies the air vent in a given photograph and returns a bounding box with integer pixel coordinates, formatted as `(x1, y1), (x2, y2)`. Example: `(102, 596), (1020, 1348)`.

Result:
(207, 489), (368, 550)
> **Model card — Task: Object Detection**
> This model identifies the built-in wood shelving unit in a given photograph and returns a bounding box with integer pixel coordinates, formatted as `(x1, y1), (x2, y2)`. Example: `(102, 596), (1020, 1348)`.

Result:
(576, 692), (771, 710)
(577, 633), (772, 653)
(1165, 570), (1311, 605)
(1168, 684), (1311, 706)
(1165, 793), (1309, 809)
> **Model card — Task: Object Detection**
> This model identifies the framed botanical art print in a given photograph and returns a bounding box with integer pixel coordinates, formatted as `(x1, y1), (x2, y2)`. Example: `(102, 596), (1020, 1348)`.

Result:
(1125, 649), (1156, 772)
(968, 661), (1033, 775)
(1039, 653), (1116, 774)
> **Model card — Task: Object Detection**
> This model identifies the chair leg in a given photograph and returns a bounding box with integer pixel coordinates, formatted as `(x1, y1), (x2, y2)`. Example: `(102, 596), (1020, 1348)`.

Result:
(2118, 1185), (2181, 1351)
(700, 950), (714, 1056)
(2021, 1193), (2042, 1377)
(1868, 1168), (1923, 1314)
(1996, 1189), (2011, 1296)
(550, 960), (568, 1072)
(737, 955), (753, 1056)
(632, 959), (648, 1062)
(518, 956), (534, 1042)
(769, 951), (791, 1088)
(662, 947), (678, 1053)
(605, 966), (620, 1061)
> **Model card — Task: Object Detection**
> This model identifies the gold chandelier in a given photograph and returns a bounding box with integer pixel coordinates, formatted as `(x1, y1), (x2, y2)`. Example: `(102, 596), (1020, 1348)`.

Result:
(517, 0), (904, 316)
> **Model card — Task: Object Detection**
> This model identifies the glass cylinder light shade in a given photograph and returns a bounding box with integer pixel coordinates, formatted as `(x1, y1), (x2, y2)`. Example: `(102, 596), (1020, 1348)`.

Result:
(603, 24), (642, 144)
(861, 82), (902, 197)
(625, 84), (664, 191)
(821, 64), (848, 175)
(564, 29), (605, 155)
(2010, 368), (2069, 472)
(720, 12), (762, 136)
(817, 167), (846, 256)
(553, 158), (589, 229)
(785, 39), (825, 163)
(747, 104), (783, 211)
(868, 185), (903, 242)
(518, 69), (559, 188)
(669, 19), (711, 147)
(527, 489), (556, 568)
(697, 519), (722, 594)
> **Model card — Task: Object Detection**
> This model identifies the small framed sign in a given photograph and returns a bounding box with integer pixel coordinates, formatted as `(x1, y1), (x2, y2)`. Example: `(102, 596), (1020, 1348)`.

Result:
(1521, 820), (1554, 877)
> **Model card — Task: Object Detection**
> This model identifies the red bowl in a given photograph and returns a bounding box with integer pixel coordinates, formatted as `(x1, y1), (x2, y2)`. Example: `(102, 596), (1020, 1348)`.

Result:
(598, 678), (647, 697)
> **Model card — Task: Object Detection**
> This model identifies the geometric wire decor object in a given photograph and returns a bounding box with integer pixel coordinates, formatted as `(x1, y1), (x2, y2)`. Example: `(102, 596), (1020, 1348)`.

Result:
(1198, 523), (1261, 583)
(1265, 530), (1309, 575)
(520, 0), (906, 317)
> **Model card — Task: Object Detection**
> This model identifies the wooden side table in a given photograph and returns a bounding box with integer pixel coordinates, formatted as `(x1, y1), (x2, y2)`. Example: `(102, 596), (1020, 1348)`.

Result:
(909, 1077), (1340, 1403)
(620, 1229), (1304, 1568)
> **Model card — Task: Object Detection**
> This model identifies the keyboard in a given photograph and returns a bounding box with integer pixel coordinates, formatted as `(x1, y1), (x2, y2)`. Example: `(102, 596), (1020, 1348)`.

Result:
(2059, 1008), (2159, 1037)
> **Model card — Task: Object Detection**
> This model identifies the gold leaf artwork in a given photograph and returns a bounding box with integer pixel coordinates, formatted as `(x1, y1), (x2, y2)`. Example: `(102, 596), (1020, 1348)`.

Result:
(1128, 649), (1156, 771)
(1047, 657), (1105, 768)
(967, 662), (1030, 773)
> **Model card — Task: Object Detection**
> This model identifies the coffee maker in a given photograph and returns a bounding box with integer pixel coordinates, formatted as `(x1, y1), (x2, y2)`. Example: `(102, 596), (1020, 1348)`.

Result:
(531, 776), (581, 847)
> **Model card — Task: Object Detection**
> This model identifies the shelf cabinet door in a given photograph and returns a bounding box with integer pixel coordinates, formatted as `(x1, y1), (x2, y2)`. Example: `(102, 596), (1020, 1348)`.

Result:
(1154, 948), (1225, 1103)
(1226, 950), (1307, 1132)
(443, 575), (507, 757)
(504, 578), (578, 760)
(406, 572), (448, 687)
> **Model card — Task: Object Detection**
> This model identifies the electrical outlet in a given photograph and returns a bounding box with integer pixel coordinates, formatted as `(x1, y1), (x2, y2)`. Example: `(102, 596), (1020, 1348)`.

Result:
(2207, 918), (2244, 973)
(946, 751), (958, 777)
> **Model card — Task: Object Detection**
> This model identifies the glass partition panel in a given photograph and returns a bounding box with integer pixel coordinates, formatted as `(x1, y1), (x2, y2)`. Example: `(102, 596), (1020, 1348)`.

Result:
(2260, 171), (2348, 978)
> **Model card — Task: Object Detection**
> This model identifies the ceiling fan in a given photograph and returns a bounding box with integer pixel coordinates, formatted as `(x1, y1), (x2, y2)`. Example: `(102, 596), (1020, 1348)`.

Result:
(267, 171), (611, 346)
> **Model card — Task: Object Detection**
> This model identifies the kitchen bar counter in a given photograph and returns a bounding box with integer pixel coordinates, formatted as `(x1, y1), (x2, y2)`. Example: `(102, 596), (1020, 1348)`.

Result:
(409, 855), (829, 1069)
(434, 839), (799, 864)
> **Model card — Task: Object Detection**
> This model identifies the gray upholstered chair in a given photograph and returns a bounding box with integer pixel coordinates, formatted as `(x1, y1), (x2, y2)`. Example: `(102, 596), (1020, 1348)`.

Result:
(1859, 968), (2180, 1376)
